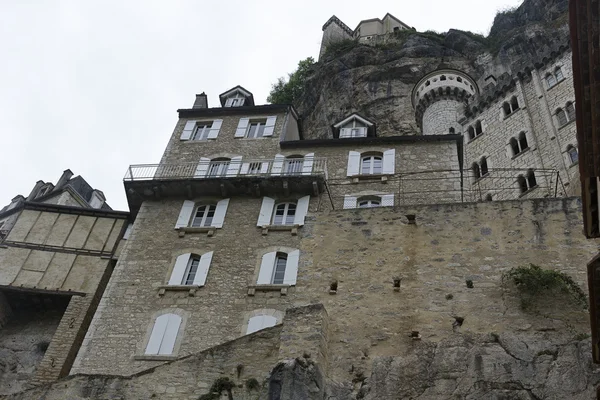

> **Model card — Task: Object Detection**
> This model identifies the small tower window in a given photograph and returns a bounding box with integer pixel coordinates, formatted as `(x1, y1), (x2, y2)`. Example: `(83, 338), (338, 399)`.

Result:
(480, 157), (488, 176)
(567, 145), (578, 165)
(556, 108), (568, 126)
(555, 67), (564, 82)
(518, 132), (528, 151)
(475, 121), (483, 136)
(472, 162), (481, 180)
(565, 102), (576, 121)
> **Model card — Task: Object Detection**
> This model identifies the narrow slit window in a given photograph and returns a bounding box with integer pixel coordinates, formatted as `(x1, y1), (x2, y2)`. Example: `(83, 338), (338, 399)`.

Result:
(272, 253), (288, 284)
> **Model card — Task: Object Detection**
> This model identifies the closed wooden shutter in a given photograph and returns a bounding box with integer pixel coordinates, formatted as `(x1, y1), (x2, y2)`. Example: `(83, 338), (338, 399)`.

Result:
(180, 121), (196, 140)
(381, 194), (394, 207)
(193, 251), (213, 286)
(302, 153), (314, 175)
(347, 151), (361, 176)
(207, 119), (223, 139)
(169, 253), (191, 285)
(158, 314), (181, 355)
(294, 196), (310, 226)
(235, 118), (250, 137)
(257, 251), (276, 284)
(383, 149), (395, 174)
(283, 250), (300, 285)
(145, 314), (169, 354)
(194, 157), (210, 177)
(343, 195), (357, 209)
(212, 198), (229, 228)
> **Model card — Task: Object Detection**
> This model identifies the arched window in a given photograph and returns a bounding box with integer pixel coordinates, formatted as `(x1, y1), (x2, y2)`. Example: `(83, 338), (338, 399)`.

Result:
(191, 204), (216, 227)
(517, 175), (528, 193)
(284, 155), (304, 175)
(257, 250), (299, 286)
(526, 169), (537, 189)
(475, 121), (483, 136)
(449, 127), (455, 134)
(567, 145), (578, 164)
(518, 132), (528, 151)
(472, 162), (481, 180)
(272, 203), (297, 225)
(546, 73), (557, 88)
(457, 77), (463, 83)
(556, 108), (568, 126)
(510, 96), (519, 111)
(480, 157), (488, 176)
(271, 253), (288, 284)
(425, 80), (430, 86)
(468, 126), (475, 140)
(509, 138), (520, 157)
(361, 154), (383, 175)
(208, 158), (231, 177)
(555, 67), (564, 81)
(566, 102), (576, 121)
(246, 314), (278, 335)
(440, 75), (447, 81)
(145, 313), (182, 355)
(503, 102), (512, 116)
(357, 196), (381, 208)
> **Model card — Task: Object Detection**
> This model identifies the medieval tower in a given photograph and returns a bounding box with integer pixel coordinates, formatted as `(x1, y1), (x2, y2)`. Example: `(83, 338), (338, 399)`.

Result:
(1, 0), (599, 398)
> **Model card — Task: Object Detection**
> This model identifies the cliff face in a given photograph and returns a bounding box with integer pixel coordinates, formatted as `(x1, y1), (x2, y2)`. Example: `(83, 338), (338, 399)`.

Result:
(299, 0), (570, 140)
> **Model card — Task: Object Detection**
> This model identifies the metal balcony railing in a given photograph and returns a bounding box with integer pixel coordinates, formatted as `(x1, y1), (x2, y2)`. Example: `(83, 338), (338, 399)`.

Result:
(124, 157), (327, 181)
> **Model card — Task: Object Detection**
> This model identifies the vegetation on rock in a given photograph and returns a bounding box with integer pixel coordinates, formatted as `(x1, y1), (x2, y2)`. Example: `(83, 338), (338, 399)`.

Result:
(267, 57), (315, 106)
(503, 264), (588, 310)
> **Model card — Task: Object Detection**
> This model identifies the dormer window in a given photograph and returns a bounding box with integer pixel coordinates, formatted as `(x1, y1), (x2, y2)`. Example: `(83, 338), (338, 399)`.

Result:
(333, 113), (376, 138)
(225, 95), (245, 107)
(219, 85), (255, 108)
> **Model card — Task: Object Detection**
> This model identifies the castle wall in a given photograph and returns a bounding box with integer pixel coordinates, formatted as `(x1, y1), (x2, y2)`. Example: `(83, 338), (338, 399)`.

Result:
(319, 20), (353, 60)
(72, 197), (597, 383)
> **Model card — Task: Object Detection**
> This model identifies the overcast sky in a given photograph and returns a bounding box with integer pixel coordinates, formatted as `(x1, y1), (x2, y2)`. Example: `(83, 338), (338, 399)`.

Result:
(0, 0), (523, 211)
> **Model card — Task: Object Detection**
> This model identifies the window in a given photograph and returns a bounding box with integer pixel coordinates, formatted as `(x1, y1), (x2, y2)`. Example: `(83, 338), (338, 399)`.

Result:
(225, 95), (245, 107)
(457, 77), (463, 83)
(503, 96), (520, 117)
(485, 194), (493, 201)
(145, 313), (182, 355)
(191, 205), (216, 227)
(517, 170), (537, 194)
(468, 126), (475, 140)
(567, 145), (578, 164)
(246, 121), (266, 138)
(449, 127), (455, 134)
(339, 119), (367, 138)
(480, 157), (488, 176)
(361, 155), (383, 175)
(284, 156), (304, 175)
(566, 102), (575, 121)
(555, 67), (564, 81)
(180, 120), (222, 141)
(272, 203), (296, 225)
(257, 250), (300, 285)
(271, 253), (287, 284)
(556, 108), (568, 126)
(358, 197), (381, 208)
(467, 121), (483, 141)
(546, 67), (564, 88)
(257, 196), (310, 227)
(246, 314), (278, 335)
(472, 162), (481, 180)
(475, 121), (483, 136)
(207, 158), (230, 177)
(546, 73), (557, 88)
(169, 252), (213, 286)
(175, 199), (230, 230)
(393, 27), (400, 32)
(235, 116), (277, 138)
(509, 132), (528, 158)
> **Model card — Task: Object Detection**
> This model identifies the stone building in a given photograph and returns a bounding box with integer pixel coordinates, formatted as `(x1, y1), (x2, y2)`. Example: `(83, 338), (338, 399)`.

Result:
(4, 0), (600, 398)
(0, 171), (129, 395)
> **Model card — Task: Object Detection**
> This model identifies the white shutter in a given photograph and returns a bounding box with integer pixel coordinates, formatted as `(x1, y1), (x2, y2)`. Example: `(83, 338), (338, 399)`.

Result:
(383, 149), (395, 175)
(263, 116), (277, 136)
(260, 162), (270, 174)
(207, 119), (222, 139)
(294, 196), (310, 226)
(240, 163), (250, 175)
(158, 314), (181, 355)
(180, 121), (196, 140)
(247, 316), (263, 334)
(257, 197), (275, 226)
(302, 153), (314, 175)
(225, 98), (234, 107)
(169, 253), (191, 285)
(381, 194), (395, 207)
(235, 118), (250, 137)
(212, 198), (229, 228)
(339, 128), (351, 138)
(257, 252), (276, 284)
(194, 157), (210, 178)
(357, 127), (367, 137)
(175, 200), (195, 228)
(193, 251), (213, 286)
(226, 156), (242, 176)
(284, 250), (300, 285)
(343, 195), (357, 209)
(271, 154), (285, 176)
(347, 151), (361, 176)
(145, 314), (169, 354)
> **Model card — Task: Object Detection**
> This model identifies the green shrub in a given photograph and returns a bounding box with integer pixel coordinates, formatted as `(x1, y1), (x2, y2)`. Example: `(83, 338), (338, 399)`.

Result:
(503, 264), (588, 310)
(267, 57), (314, 106)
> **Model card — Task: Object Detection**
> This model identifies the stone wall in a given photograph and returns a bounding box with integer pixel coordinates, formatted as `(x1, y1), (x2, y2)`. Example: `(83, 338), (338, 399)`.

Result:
(421, 99), (461, 135)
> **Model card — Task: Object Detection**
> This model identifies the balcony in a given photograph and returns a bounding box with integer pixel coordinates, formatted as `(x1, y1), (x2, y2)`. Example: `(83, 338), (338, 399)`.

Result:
(123, 157), (327, 214)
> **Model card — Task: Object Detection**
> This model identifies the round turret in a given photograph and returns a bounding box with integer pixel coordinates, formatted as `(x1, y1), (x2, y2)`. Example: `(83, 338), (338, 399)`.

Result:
(412, 70), (479, 135)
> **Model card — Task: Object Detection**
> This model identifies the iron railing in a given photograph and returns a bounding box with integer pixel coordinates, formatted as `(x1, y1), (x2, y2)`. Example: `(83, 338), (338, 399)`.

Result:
(124, 157), (327, 181)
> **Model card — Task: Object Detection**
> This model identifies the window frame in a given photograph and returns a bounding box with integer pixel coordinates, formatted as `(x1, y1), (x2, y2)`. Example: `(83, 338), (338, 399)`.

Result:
(190, 204), (217, 228)
(567, 145), (579, 165)
(357, 197), (381, 208)
(360, 154), (383, 175)
(207, 158), (231, 177)
(192, 122), (212, 141)
(182, 255), (201, 285)
(246, 120), (267, 139)
(271, 253), (288, 285)
(283, 156), (304, 176)
(272, 202), (297, 226)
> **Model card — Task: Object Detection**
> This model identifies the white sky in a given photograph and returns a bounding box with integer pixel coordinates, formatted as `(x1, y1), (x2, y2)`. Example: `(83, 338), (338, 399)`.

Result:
(0, 0), (523, 211)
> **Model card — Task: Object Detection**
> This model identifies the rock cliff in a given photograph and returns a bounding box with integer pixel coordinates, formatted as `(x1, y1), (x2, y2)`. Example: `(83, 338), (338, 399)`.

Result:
(298, 0), (570, 140)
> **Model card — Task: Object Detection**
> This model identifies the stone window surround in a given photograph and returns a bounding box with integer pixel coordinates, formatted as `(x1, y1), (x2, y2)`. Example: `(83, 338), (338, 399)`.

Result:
(134, 308), (190, 361)
(250, 246), (299, 289)
(160, 248), (213, 292)
(239, 308), (285, 336)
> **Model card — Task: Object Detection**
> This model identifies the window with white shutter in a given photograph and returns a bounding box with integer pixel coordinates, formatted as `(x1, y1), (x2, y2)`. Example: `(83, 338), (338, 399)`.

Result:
(257, 197), (275, 226)
(145, 313), (182, 355)
(294, 196), (310, 226)
(235, 118), (250, 137)
(347, 151), (361, 176)
(256, 250), (299, 285)
(168, 252), (213, 286)
(382, 149), (396, 175)
(271, 155), (285, 176)
(343, 195), (357, 209)
(207, 120), (222, 139)
(175, 200), (195, 229)
(226, 156), (242, 176)
(263, 116), (277, 137)
(302, 153), (314, 175)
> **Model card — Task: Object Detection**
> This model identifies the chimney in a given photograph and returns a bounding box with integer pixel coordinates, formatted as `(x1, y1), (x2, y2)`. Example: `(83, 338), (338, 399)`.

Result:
(193, 93), (208, 109)
(55, 169), (74, 190)
(26, 181), (45, 201)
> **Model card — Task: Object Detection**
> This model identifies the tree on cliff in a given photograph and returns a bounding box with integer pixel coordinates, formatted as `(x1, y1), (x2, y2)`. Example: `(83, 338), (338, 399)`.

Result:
(267, 57), (314, 105)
